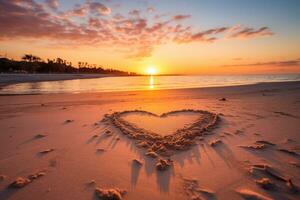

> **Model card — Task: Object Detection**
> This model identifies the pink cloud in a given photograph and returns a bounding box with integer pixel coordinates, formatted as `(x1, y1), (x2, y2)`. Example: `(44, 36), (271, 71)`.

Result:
(174, 27), (229, 43)
(0, 1), (274, 59)
(88, 2), (111, 15)
(128, 9), (140, 16)
(147, 7), (155, 13)
(172, 14), (191, 21)
(45, 0), (59, 10)
(69, 5), (87, 17)
(175, 25), (273, 44)
(228, 26), (274, 39)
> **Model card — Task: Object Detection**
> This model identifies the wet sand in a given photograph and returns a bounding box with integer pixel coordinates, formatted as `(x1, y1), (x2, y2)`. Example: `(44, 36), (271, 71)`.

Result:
(0, 81), (299, 200)
(0, 73), (111, 87)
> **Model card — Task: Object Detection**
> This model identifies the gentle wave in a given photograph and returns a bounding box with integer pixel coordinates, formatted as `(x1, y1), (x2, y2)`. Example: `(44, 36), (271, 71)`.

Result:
(0, 74), (300, 94)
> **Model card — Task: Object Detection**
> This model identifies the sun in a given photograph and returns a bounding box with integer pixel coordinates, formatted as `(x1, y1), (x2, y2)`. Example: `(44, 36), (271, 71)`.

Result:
(146, 66), (157, 75)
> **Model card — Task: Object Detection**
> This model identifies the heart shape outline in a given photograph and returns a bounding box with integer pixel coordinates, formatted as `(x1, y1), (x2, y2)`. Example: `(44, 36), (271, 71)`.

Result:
(103, 109), (219, 156)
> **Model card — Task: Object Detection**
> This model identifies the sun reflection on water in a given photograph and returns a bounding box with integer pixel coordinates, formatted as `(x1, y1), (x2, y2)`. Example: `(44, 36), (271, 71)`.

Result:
(149, 75), (154, 89)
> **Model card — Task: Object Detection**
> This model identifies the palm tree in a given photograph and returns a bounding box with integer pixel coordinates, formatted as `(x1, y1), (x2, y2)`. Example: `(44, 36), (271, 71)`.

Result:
(22, 54), (41, 62)
(56, 58), (63, 64)
(32, 55), (41, 62)
(22, 54), (34, 62)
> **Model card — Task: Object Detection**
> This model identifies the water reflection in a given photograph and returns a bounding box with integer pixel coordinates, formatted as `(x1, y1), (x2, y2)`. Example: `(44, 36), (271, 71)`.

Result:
(149, 75), (154, 89)
(0, 74), (299, 94)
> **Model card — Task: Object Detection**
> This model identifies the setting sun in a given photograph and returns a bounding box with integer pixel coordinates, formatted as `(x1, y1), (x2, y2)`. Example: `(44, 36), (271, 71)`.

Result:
(146, 66), (157, 75)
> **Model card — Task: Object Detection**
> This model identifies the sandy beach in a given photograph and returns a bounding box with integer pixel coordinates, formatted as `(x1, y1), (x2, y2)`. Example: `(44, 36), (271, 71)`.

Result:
(0, 81), (299, 200)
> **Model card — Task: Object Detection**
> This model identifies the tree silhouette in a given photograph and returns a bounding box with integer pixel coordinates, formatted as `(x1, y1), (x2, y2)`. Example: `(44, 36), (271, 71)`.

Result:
(22, 54), (41, 62)
(22, 54), (33, 62)
(32, 55), (41, 62)
(1, 54), (138, 75)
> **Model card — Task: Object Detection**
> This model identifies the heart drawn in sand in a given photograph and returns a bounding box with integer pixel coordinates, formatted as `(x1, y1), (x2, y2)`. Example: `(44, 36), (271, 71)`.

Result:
(121, 111), (202, 136)
(102, 109), (219, 156)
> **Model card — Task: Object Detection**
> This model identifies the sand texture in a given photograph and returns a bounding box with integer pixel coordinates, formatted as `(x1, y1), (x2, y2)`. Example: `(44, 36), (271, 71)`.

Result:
(0, 81), (299, 199)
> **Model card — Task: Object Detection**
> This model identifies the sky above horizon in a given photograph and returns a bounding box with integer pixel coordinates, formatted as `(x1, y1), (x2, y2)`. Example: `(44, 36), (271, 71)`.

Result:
(0, 0), (299, 74)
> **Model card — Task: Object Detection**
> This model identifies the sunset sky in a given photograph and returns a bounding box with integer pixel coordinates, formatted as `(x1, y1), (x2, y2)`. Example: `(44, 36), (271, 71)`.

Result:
(0, 0), (299, 74)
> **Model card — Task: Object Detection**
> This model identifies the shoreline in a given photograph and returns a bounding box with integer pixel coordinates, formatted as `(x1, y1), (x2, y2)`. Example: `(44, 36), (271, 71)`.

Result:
(0, 73), (115, 87)
(0, 79), (300, 96)
(1, 73), (299, 94)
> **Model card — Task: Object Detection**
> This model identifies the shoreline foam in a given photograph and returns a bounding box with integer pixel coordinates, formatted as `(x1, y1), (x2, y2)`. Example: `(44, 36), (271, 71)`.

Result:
(1, 74), (299, 95)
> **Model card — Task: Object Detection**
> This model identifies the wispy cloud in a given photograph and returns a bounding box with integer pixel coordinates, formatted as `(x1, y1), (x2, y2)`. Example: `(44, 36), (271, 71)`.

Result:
(222, 59), (300, 67)
(232, 57), (243, 61)
(228, 26), (274, 39)
(175, 27), (229, 43)
(172, 14), (191, 21)
(0, 0), (274, 59)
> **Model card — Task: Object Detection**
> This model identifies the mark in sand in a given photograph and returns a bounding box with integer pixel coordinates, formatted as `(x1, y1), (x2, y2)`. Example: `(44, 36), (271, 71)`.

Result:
(101, 109), (219, 156)
(39, 148), (54, 155)
(94, 188), (126, 200)
(182, 178), (216, 200)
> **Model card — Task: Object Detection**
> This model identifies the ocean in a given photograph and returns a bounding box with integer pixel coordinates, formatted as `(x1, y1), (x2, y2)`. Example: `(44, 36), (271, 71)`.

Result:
(0, 74), (299, 94)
